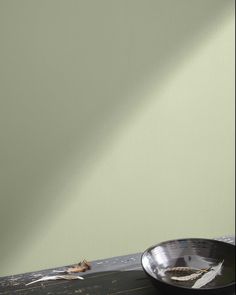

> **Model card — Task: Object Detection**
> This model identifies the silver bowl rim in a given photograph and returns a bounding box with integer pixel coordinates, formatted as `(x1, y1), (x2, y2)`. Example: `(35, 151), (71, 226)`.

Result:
(141, 237), (236, 291)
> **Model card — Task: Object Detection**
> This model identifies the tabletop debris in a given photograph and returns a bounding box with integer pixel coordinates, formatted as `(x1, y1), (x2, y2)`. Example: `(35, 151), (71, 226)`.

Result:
(26, 260), (91, 286)
(25, 275), (84, 286)
(53, 260), (91, 274)
(66, 260), (91, 273)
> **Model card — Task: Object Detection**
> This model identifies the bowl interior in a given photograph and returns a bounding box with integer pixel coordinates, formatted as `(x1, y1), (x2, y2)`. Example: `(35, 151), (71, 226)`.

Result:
(141, 238), (235, 290)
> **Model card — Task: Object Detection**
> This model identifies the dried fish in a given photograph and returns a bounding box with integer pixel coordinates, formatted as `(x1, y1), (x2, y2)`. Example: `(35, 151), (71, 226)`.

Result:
(192, 261), (224, 289)
(25, 275), (84, 286)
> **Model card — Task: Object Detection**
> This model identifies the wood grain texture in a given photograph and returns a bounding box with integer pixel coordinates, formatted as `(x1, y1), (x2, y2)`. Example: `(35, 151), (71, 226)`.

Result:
(0, 253), (159, 295)
(0, 236), (235, 295)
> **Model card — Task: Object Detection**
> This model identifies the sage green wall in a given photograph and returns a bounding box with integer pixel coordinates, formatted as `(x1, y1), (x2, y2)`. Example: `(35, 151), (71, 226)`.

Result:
(0, 0), (234, 276)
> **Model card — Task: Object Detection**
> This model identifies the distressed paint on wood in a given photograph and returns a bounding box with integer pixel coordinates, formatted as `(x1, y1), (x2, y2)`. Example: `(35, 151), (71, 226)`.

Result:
(0, 236), (235, 295)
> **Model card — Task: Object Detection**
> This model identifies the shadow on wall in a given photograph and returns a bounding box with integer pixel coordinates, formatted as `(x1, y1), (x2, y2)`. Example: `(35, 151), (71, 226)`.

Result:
(0, 0), (233, 269)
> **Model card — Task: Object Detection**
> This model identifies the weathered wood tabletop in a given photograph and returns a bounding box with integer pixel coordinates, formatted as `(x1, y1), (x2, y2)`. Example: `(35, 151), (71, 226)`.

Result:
(0, 236), (235, 295)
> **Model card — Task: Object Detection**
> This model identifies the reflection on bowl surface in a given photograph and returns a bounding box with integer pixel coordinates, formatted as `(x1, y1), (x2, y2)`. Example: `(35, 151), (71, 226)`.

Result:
(141, 238), (235, 294)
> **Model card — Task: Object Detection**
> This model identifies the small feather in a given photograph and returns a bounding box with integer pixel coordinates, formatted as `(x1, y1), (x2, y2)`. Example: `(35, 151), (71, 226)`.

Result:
(165, 267), (202, 273)
(171, 270), (205, 281)
(26, 275), (84, 286)
(192, 261), (224, 289)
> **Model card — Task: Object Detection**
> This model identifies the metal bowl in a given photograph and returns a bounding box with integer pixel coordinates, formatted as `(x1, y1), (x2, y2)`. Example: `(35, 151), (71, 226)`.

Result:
(141, 238), (235, 294)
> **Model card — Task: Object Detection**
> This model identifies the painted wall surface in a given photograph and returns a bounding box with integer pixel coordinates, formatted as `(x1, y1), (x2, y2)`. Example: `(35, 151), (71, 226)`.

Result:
(0, 0), (235, 276)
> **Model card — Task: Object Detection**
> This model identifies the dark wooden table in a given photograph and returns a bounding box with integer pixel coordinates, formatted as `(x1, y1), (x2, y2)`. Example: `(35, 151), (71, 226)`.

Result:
(0, 236), (235, 295)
